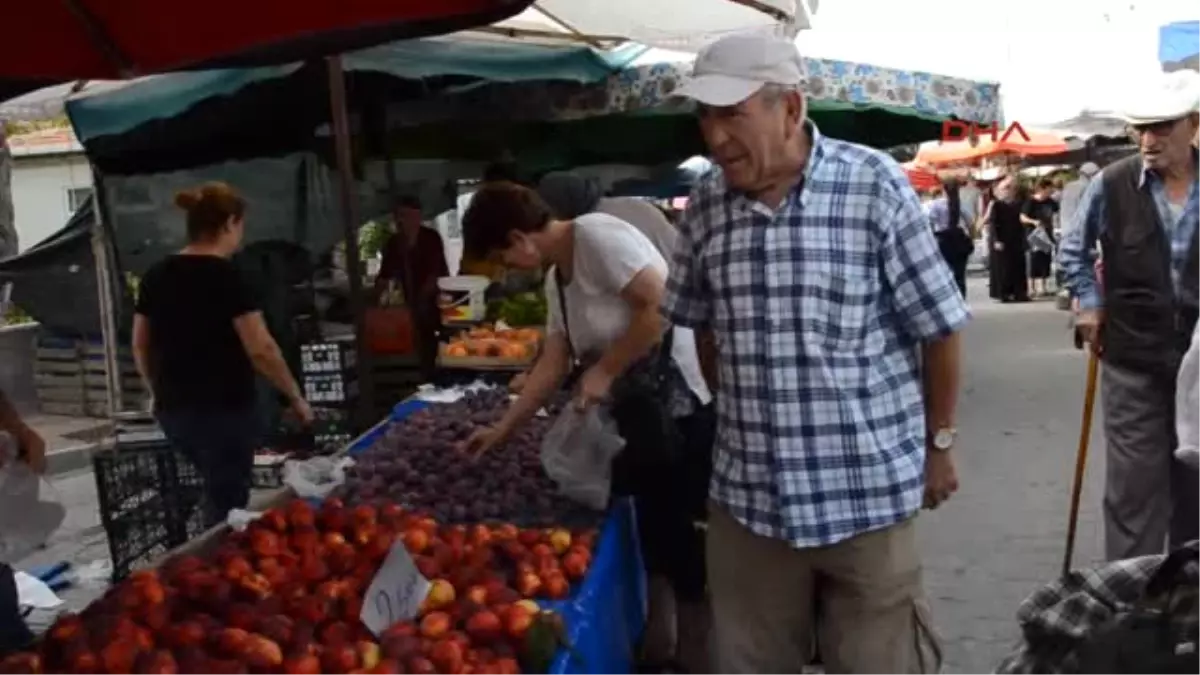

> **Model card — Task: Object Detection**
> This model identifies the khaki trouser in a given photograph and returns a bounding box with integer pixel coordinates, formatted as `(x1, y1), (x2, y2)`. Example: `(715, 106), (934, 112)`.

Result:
(707, 505), (942, 674)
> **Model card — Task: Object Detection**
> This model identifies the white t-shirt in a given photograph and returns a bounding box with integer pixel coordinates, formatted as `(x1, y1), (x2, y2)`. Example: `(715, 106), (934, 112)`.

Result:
(545, 213), (711, 406)
(594, 197), (679, 264)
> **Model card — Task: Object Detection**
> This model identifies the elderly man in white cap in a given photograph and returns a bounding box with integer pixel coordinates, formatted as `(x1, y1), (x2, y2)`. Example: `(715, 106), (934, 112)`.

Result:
(1059, 70), (1200, 562)
(662, 31), (968, 673)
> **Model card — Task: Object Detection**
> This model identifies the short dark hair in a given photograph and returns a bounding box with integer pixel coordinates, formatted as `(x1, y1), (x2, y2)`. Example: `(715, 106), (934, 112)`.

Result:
(462, 182), (553, 259)
(483, 161), (519, 184)
(1037, 178), (1054, 190)
(174, 181), (245, 242)
(394, 194), (421, 211)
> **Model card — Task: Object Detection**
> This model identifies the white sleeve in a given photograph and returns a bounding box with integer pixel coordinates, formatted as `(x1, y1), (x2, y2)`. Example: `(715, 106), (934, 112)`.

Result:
(1175, 325), (1200, 468)
(574, 214), (663, 295)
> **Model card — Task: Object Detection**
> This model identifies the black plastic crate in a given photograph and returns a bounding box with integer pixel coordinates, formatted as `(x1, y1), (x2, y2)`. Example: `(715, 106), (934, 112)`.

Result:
(251, 453), (288, 489)
(300, 340), (357, 375)
(101, 494), (175, 579)
(92, 440), (217, 581)
(302, 373), (359, 404)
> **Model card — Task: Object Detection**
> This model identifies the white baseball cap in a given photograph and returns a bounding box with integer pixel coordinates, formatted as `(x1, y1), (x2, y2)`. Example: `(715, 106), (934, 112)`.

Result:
(1121, 70), (1200, 125)
(674, 32), (805, 107)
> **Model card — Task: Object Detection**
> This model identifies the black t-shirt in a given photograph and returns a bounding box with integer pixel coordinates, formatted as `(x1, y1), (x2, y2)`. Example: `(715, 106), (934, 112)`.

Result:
(1023, 197), (1059, 242)
(135, 255), (259, 412)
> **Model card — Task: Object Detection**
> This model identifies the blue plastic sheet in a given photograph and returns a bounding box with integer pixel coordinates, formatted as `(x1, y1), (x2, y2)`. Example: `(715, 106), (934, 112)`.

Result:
(346, 399), (647, 674)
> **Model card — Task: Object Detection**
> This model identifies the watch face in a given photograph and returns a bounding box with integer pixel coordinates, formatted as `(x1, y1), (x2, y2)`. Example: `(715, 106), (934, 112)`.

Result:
(933, 429), (955, 450)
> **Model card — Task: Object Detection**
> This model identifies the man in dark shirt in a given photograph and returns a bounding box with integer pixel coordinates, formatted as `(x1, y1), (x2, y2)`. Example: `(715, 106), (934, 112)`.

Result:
(373, 196), (449, 372)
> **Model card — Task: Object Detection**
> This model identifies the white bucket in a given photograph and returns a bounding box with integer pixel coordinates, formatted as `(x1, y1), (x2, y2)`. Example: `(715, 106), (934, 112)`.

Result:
(437, 275), (490, 323)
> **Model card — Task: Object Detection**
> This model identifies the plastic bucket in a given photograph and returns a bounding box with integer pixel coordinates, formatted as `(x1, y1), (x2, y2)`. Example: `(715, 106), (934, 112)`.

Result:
(437, 275), (489, 323)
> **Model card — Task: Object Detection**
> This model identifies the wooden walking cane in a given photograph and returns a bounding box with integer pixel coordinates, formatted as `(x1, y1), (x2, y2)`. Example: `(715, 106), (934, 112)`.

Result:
(1062, 351), (1101, 576)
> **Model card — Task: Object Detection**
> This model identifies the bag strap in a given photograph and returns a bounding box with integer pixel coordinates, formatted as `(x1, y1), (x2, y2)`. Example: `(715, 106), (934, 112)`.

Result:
(553, 266), (579, 368)
(554, 265), (675, 379)
(1143, 544), (1198, 601)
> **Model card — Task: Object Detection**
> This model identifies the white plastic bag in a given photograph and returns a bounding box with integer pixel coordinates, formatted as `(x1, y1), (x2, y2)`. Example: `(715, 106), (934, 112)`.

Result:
(540, 406), (625, 510)
(1175, 325), (1200, 469)
(282, 456), (355, 499)
(0, 432), (66, 563)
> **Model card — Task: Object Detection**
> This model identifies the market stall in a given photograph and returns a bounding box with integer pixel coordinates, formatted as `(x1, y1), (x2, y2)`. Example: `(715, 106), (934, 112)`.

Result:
(0, 384), (644, 675)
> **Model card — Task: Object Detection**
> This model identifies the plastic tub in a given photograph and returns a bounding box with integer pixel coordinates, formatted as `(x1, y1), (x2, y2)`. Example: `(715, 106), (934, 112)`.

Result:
(437, 275), (490, 323)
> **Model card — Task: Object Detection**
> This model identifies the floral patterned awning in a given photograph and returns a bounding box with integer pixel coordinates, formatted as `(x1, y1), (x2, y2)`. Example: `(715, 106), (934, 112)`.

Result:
(384, 56), (1002, 129)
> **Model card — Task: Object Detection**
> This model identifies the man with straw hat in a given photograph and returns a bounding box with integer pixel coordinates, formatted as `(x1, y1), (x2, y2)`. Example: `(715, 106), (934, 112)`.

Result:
(664, 31), (965, 673)
(1058, 70), (1200, 561)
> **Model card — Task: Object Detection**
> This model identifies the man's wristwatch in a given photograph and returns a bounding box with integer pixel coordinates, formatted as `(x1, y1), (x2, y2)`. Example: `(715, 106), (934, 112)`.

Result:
(929, 427), (957, 453)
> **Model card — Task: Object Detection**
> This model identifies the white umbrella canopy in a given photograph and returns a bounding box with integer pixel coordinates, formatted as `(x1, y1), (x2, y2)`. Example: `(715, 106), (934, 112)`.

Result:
(478, 0), (814, 50)
(1043, 110), (1128, 140)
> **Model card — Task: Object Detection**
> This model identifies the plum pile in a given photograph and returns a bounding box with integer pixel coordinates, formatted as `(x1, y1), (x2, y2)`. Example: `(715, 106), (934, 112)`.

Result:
(339, 389), (598, 527)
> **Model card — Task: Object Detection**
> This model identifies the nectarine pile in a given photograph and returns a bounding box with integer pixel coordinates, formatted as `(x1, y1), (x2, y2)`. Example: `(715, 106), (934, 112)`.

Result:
(339, 389), (601, 527)
(0, 498), (597, 675)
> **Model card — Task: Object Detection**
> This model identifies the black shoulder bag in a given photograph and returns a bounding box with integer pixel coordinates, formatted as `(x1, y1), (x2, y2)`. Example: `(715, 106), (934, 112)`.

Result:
(553, 268), (682, 497)
(1076, 545), (1199, 674)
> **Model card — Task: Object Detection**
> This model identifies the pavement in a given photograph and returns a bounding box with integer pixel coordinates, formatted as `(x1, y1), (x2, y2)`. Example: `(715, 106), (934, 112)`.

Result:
(918, 277), (1106, 673)
(23, 413), (111, 476)
(10, 277), (1111, 672)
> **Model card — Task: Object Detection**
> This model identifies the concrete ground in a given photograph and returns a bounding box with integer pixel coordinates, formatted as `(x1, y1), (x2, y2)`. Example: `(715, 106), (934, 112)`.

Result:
(24, 413), (110, 476)
(918, 277), (1105, 673)
(12, 277), (1110, 672)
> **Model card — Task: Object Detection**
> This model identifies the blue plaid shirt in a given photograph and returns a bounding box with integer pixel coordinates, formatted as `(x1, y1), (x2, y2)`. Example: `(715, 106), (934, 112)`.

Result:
(663, 124), (972, 548)
(1058, 159), (1200, 310)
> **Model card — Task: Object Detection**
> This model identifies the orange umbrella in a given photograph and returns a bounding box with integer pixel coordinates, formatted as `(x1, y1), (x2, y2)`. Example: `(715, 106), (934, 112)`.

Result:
(915, 130), (1069, 167)
(902, 161), (942, 191)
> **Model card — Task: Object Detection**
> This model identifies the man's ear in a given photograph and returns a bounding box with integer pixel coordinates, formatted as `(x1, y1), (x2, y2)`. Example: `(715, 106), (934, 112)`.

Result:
(785, 89), (805, 127)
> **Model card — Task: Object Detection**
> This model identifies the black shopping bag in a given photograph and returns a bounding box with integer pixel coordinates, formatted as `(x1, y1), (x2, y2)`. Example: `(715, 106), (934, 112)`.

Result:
(1084, 540), (1200, 672)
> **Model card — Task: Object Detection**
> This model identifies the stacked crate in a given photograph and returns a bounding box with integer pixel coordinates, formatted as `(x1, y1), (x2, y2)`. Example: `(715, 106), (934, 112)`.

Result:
(34, 333), (149, 417)
(298, 338), (359, 452)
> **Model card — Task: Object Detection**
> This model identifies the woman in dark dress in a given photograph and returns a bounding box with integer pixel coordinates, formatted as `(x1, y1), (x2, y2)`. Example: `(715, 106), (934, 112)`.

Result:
(1020, 179), (1059, 297)
(983, 175), (1030, 302)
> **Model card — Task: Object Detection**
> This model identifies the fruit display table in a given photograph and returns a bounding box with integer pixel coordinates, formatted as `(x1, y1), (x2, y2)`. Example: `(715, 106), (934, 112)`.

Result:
(344, 397), (647, 674)
(1, 392), (646, 675)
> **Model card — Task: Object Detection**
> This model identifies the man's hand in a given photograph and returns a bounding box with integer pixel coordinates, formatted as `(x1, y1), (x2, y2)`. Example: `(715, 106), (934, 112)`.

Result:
(923, 451), (958, 510)
(1075, 307), (1104, 354)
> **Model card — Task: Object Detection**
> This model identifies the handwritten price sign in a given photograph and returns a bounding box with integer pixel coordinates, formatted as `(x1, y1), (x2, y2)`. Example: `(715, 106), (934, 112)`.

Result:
(360, 541), (431, 636)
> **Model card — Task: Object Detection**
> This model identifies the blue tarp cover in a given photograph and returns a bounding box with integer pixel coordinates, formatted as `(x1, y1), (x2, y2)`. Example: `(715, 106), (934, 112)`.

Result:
(1159, 21), (1200, 65)
(67, 39), (646, 142)
(348, 398), (647, 674)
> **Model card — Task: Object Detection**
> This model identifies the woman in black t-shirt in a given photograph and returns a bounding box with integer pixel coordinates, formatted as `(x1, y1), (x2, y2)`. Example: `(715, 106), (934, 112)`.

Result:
(132, 182), (313, 518)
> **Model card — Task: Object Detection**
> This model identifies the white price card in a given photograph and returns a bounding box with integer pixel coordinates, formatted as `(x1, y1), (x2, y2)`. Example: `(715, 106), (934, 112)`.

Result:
(360, 541), (432, 636)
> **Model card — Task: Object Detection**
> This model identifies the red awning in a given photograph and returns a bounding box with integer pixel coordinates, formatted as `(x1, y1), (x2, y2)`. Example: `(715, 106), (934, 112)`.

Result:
(1, 0), (531, 94)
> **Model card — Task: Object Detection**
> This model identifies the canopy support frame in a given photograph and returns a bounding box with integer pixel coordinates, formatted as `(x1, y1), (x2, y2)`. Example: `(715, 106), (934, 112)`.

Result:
(325, 55), (376, 429)
(61, 0), (136, 76)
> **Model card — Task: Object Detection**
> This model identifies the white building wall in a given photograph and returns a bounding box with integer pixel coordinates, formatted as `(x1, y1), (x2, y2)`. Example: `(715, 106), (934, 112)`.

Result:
(10, 154), (92, 252)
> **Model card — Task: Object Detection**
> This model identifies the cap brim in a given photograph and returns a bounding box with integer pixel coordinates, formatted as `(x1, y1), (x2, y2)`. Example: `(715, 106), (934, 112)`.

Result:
(1118, 112), (1185, 125)
(674, 74), (764, 107)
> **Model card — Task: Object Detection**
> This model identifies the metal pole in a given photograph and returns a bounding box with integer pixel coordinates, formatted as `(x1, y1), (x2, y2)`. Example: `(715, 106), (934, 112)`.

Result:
(325, 56), (375, 427)
(89, 169), (123, 417)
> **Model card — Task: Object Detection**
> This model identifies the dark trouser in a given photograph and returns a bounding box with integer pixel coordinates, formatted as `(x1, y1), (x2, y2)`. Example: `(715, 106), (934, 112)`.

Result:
(0, 564), (32, 656)
(1101, 360), (1200, 560)
(157, 406), (261, 520)
(934, 232), (969, 299)
(635, 404), (716, 601)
